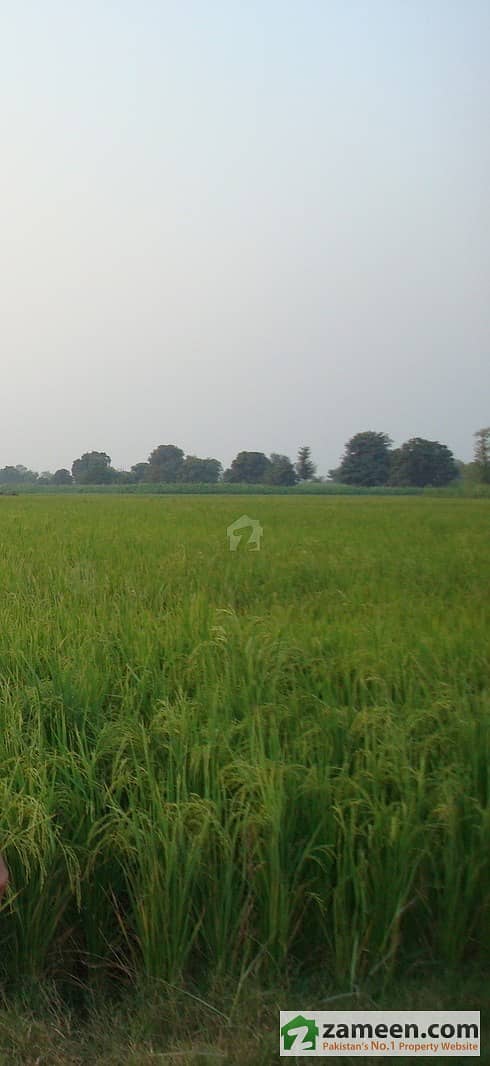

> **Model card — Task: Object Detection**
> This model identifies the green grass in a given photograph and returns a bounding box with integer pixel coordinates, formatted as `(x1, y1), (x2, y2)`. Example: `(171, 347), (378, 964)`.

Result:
(0, 495), (488, 1055)
(0, 969), (488, 1064)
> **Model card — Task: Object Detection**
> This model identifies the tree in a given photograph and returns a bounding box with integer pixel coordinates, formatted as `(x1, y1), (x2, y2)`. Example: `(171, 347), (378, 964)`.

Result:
(336, 431), (392, 486)
(71, 452), (115, 484)
(148, 445), (185, 483)
(389, 438), (457, 487)
(18, 465), (38, 483)
(130, 462), (151, 483)
(473, 427), (490, 483)
(0, 466), (21, 484)
(224, 451), (271, 484)
(111, 469), (134, 484)
(53, 468), (73, 485)
(37, 471), (54, 485)
(180, 456), (222, 483)
(295, 446), (316, 481)
(0, 465), (38, 484)
(264, 453), (298, 486)
(458, 460), (481, 485)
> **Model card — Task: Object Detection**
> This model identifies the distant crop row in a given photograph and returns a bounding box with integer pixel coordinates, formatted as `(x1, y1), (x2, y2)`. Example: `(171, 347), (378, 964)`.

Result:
(3, 480), (489, 497)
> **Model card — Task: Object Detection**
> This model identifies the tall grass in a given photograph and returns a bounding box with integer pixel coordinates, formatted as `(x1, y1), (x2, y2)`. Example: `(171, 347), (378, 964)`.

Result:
(0, 495), (488, 992)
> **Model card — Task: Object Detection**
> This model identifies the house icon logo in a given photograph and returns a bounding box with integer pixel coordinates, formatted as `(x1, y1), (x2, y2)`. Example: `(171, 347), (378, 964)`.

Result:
(226, 515), (263, 552)
(280, 1014), (319, 1053)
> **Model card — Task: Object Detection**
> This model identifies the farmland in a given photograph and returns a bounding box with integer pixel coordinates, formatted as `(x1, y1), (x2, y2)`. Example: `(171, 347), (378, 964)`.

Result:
(0, 495), (489, 1062)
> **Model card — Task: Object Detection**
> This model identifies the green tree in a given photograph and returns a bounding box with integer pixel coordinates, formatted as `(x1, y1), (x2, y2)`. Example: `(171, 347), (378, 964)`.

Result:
(53, 468), (73, 485)
(295, 445), (316, 481)
(224, 451), (271, 483)
(111, 470), (134, 485)
(71, 452), (115, 485)
(389, 438), (457, 487)
(336, 431), (392, 486)
(180, 456), (222, 483)
(473, 427), (490, 483)
(0, 467), (21, 484)
(130, 462), (151, 483)
(147, 445), (185, 483)
(458, 460), (481, 485)
(0, 467), (19, 484)
(265, 453), (298, 485)
(0, 465), (38, 484)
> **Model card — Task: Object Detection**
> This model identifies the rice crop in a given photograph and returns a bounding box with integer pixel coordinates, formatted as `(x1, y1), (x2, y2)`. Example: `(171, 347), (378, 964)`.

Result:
(0, 495), (488, 992)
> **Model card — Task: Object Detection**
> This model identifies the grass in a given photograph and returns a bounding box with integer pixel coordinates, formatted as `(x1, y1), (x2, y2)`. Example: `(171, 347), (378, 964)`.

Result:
(0, 495), (488, 1057)
(1, 969), (489, 1064)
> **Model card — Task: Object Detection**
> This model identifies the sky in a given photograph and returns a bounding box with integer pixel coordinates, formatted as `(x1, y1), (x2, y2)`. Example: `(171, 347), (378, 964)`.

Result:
(1, 1), (489, 475)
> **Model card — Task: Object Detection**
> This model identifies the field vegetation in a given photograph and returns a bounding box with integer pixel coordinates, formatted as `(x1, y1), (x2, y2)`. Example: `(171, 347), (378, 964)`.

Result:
(0, 495), (488, 1061)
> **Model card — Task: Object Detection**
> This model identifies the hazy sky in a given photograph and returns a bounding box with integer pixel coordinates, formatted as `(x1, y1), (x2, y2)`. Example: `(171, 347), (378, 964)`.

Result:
(1, 1), (489, 474)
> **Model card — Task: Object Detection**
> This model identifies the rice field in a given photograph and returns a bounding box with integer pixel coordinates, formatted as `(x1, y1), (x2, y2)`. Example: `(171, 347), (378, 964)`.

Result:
(0, 494), (489, 996)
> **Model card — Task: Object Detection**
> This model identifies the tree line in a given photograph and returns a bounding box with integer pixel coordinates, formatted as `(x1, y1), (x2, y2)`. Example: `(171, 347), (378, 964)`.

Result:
(0, 429), (488, 487)
(0, 446), (317, 487)
(329, 428), (490, 487)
